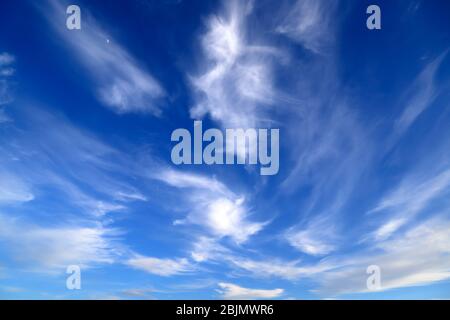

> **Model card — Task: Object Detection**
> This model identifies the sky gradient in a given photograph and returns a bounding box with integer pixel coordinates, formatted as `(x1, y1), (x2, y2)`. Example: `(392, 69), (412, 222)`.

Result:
(0, 0), (450, 299)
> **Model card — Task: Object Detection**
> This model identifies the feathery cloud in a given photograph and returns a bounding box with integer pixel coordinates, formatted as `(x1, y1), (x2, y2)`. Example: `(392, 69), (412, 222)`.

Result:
(156, 169), (265, 244)
(317, 217), (450, 296)
(369, 168), (450, 240)
(0, 214), (118, 269)
(285, 218), (337, 256)
(0, 171), (34, 203)
(275, 0), (337, 53)
(395, 52), (448, 135)
(190, 0), (279, 129)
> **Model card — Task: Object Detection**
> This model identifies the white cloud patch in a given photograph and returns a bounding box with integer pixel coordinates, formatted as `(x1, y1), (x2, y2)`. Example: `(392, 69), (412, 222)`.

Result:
(114, 191), (148, 202)
(218, 216), (450, 298)
(372, 218), (407, 241)
(217, 282), (284, 299)
(156, 169), (266, 244)
(0, 108), (11, 123)
(0, 105), (157, 275)
(190, 236), (229, 262)
(0, 52), (15, 119)
(317, 217), (450, 296)
(286, 229), (335, 256)
(285, 214), (338, 256)
(121, 288), (155, 298)
(127, 255), (191, 276)
(157, 169), (230, 196)
(369, 169), (450, 213)
(44, 1), (165, 114)
(0, 107), (147, 217)
(0, 79), (14, 106)
(395, 52), (448, 135)
(92, 202), (126, 217)
(369, 168), (450, 240)
(275, 0), (337, 53)
(190, 0), (280, 129)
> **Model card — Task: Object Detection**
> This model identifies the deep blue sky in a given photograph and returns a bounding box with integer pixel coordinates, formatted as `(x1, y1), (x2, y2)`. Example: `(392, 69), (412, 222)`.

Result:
(0, 0), (450, 299)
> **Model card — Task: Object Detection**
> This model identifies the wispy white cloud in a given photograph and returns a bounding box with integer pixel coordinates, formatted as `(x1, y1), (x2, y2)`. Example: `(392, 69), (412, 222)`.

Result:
(217, 215), (450, 297)
(317, 217), (450, 296)
(372, 218), (407, 241)
(0, 214), (119, 269)
(285, 215), (337, 256)
(190, 236), (229, 262)
(114, 191), (148, 202)
(126, 255), (192, 276)
(394, 52), (448, 135)
(190, 0), (281, 129)
(275, 0), (337, 53)
(366, 51), (450, 239)
(369, 168), (450, 214)
(200, 197), (264, 243)
(121, 288), (156, 298)
(369, 168), (450, 240)
(0, 53), (14, 65)
(217, 282), (284, 299)
(0, 170), (34, 203)
(0, 105), (158, 274)
(0, 52), (15, 78)
(224, 255), (331, 280)
(2, 0), (448, 300)
(43, 1), (165, 114)
(155, 169), (266, 244)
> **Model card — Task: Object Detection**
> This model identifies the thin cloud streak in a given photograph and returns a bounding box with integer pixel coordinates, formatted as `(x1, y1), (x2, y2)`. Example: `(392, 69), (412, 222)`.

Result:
(394, 51), (448, 135)
(126, 255), (192, 276)
(217, 282), (284, 300)
(275, 0), (338, 54)
(0, 214), (119, 269)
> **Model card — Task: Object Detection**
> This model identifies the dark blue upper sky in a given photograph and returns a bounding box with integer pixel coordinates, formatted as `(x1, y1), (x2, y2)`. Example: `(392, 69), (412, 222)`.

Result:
(0, 0), (449, 299)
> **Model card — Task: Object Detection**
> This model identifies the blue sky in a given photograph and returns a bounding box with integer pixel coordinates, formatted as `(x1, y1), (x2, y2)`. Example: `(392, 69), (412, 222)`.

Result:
(0, 0), (450, 300)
